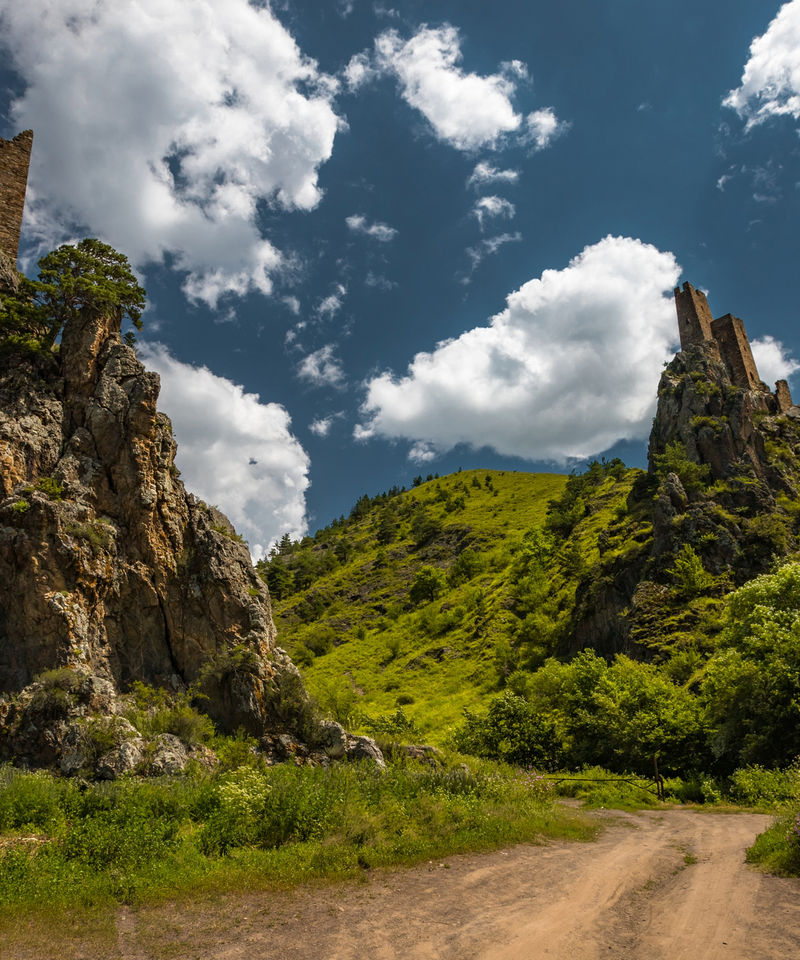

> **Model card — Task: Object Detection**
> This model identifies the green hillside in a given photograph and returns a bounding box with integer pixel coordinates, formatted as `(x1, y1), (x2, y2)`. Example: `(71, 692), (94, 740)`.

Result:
(260, 448), (800, 777)
(259, 465), (640, 741)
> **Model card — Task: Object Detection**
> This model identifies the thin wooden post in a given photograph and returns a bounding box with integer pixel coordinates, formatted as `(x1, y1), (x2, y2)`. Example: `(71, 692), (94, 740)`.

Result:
(653, 754), (664, 801)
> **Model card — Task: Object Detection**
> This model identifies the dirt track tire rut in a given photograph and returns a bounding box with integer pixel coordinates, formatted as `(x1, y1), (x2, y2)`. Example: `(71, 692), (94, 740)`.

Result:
(120, 809), (800, 960)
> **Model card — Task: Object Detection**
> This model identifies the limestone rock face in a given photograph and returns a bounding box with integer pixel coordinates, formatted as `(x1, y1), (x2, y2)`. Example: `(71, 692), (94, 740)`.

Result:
(0, 309), (306, 741)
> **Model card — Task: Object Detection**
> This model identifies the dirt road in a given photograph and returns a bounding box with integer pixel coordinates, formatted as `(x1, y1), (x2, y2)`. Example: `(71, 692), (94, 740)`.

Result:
(113, 808), (800, 960)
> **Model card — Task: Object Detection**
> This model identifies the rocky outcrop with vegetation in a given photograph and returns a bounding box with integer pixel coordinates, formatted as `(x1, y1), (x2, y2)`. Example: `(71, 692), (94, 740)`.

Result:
(567, 337), (800, 658)
(0, 305), (340, 773)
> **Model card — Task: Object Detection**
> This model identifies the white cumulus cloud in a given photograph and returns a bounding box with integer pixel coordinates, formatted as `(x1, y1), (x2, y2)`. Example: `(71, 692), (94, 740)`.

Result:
(752, 335), (800, 386)
(345, 214), (398, 241)
(467, 162), (520, 188)
(298, 344), (345, 387)
(310, 416), (334, 437)
(348, 24), (563, 152)
(723, 1), (800, 128)
(138, 343), (309, 558)
(2, 0), (342, 307)
(473, 196), (516, 228)
(356, 236), (682, 462)
(524, 108), (568, 151)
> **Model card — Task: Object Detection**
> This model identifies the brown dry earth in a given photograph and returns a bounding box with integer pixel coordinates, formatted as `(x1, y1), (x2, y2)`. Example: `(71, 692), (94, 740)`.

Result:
(8, 808), (800, 959)
(103, 808), (800, 960)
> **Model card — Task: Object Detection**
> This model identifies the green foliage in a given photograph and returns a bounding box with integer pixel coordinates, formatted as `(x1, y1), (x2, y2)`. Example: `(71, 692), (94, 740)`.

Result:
(34, 477), (64, 501)
(727, 764), (800, 808)
(210, 523), (246, 544)
(28, 668), (82, 720)
(196, 644), (261, 688)
(259, 555), (293, 600)
(702, 563), (800, 769)
(747, 810), (800, 876)
(0, 756), (586, 909)
(669, 544), (712, 597)
(455, 651), (706, 774)
(447, 547), (484, 586)
(651, 440), (710, 493)
(453, 691), (562, 767)
(0, 239), (146, 352)
(409, 566), (446, 604)
(123, 683), (214, 747)
(11, 499), (29, 514)
(409, 506), (440, 546)
(360, 707), (419, 739)
(64, 520), (113, 554)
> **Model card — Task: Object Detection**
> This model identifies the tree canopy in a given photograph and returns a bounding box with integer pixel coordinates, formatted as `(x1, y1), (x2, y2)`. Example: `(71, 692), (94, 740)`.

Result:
(0, 238), (145, 352)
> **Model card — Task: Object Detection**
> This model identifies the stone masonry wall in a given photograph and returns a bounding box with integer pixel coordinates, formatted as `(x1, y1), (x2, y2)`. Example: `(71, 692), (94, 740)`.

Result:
(0, 130), (33, 264)
(675, 282), (713, 349)
(711, 313), (761, 391)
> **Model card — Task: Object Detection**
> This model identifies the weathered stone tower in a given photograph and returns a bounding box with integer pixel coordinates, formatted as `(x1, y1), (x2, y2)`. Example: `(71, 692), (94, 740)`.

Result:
(675, 281), (713, 348)
(674, 281), (784, 397)
(0, 129), (33, 290)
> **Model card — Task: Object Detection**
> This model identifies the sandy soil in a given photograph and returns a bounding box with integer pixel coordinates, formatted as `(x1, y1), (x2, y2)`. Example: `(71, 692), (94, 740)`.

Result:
(109, 808), (800, 960)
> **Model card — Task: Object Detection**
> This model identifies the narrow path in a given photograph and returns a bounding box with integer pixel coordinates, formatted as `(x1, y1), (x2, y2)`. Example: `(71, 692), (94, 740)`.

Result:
(125, 808), (800, 960)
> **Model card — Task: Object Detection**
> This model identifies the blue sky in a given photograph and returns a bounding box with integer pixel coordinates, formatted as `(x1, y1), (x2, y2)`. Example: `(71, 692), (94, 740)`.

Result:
(2, 0), (799, 556)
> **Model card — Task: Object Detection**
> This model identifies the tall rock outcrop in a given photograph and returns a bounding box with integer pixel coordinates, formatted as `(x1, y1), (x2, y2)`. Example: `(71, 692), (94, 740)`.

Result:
(567, 284), (800, 658)
(0, 308), (307, 744)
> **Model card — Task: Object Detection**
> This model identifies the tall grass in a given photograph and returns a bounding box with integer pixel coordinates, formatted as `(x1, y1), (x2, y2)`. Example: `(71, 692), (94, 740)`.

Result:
(0, 757), (592, 910)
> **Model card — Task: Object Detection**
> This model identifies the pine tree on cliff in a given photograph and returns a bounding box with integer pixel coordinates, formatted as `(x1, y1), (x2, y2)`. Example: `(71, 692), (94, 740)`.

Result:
(0, 238), (145, 352)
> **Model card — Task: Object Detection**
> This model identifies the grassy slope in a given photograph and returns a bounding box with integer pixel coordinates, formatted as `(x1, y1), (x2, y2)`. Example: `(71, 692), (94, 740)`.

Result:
(266, 468), (652, 743)
(269, 470), (564, 739)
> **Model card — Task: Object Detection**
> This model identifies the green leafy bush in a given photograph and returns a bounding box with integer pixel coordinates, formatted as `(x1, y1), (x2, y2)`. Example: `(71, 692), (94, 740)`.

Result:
(123, 683), (214, 747)
(728, 765), (800, 807)
(455, 652), (706, 774)
(702, 563), (800, 769)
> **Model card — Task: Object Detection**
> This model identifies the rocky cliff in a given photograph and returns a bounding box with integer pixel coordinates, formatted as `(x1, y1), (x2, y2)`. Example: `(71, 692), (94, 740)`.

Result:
(567, 336), (800, 659)
(0, 307), (321, 770)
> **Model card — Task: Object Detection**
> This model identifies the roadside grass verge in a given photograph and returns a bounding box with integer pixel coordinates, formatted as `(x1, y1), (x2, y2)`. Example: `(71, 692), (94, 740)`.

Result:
(747, 809), (800, 876)
(0, 756), (594, 922)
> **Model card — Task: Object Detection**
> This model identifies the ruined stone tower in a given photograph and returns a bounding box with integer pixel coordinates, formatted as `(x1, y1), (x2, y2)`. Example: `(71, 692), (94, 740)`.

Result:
(674, 280), (792, 407)
(675, 281), (713, 348)
(0, 129), (33, 289)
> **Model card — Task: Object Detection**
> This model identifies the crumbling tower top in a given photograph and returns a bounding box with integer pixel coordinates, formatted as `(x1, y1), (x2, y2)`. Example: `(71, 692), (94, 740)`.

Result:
(674, 279), (793, 409)
(0, 130), (33, 271)
(674, 281), (713, 349)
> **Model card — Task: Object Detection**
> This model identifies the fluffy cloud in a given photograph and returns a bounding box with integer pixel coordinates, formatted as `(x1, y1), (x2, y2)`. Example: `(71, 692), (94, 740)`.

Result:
(374, 25), (518, 149)
(724, 1), (800, 127)
(467, 162), (520, 188)
(752, 335), (800, 386)
(356, 236), (681, 462)
(524, 108), (567, 151)
(473, 196), (516, 228)
(317, 284), (348, 319)
(348, 24), (562, 152)
(2, 0), (342, 306)
(309, 416), (334, 437)
(309, 411), (344, 437)
(345, 214), (398, 241)
(138, 344), (309, 558)
(298, 345), (345, 387)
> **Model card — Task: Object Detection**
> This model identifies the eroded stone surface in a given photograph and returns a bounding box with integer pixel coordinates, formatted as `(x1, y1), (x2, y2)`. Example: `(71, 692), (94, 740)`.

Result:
(0, 310), (304, 743)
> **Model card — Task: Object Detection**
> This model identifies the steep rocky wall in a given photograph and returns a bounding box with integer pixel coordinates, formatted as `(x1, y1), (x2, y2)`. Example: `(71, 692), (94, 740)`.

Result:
(0, 309), (303, 738)
(566, 338), (800, 659)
